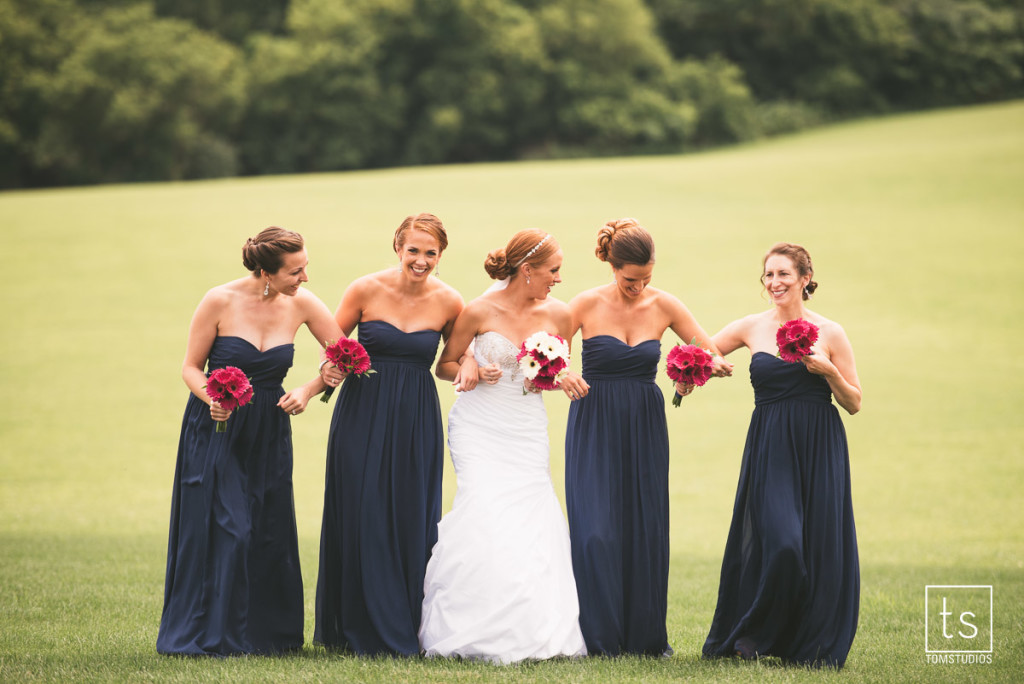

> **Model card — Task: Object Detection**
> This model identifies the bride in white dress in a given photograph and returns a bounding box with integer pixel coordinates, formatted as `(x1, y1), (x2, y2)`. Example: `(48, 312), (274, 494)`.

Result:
(419, 229), (591, 664)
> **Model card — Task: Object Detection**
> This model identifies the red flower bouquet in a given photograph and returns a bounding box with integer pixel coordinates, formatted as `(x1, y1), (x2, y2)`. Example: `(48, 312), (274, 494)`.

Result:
(205, 366), (254, 432)
(517, 331), (570, 393)
(776, 318), (819, 363)
(666, 340), (715, 407)
(320, 338), (375, 402)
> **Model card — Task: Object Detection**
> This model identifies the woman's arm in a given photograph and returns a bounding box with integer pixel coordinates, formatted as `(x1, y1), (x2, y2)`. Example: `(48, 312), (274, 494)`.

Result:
(804, 321), (862, 415)
(181, 288), (231, 422)
(318, 277), (371, 387)
(278, 290), (345, 414)
(440, 288), (480, 391)
(333, 277), (367, 338)
(710, 316), (752, 358)
(554, 300), (588, 399)
(436, 303), (484, 382)
(663, 293), (734, 377)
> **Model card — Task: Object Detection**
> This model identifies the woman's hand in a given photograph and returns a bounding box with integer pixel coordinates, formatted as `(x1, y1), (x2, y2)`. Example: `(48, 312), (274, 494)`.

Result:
(800, 347), (837, 378)
(453, 357), (480, 392)
(478, 362), (503, 386)
(209, 401), (231, 422)
(675, 381), (696, 399)
(711, 355), (734, 377)
(560, 371), (590, 401)
(321, 362), (347, 388)
(278, 386), (311, 416)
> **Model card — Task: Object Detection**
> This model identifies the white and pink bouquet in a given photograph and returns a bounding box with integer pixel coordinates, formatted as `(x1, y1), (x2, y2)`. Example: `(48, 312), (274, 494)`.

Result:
(516, 332), (570, 392)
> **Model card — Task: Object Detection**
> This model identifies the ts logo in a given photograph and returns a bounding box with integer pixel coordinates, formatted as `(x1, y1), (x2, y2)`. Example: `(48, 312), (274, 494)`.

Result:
(925, 586), (993, 653)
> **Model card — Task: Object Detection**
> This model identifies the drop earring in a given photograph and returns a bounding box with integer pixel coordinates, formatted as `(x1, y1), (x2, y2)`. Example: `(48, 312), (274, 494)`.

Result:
(526, 276), (531, 285)
(264, 281), (270, 296)
(434, 262), (441, 278)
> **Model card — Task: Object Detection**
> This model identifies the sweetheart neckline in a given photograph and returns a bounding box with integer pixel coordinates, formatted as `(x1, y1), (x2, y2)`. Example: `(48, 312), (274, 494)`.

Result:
(583, 335), (660, 348)
(218, 335), (294, 354)
(361, 319), (441, 335)
(477, 330), (521, 349)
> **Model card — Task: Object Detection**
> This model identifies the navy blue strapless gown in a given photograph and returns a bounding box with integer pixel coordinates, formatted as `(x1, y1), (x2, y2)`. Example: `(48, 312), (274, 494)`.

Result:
(703, 352), (859, 668)
(315, 320), (444, 655)
(157, 336), (302, 656)
(565, 336), (670, 656)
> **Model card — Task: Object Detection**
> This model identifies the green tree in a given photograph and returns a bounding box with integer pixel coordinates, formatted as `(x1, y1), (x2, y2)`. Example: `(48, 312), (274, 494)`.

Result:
(239, 28), (401, 172)
(241, 0), (551, 170)
(882, 0), (1024, 107)
(647, 0), (910, 114)
(0, 0), (80, 187)
(531, 0), (758, 153)
(647, 0), (1024, 114)
(152, 0), (291, 43)
(382, 0), (549, 164)
(33, 4), (247, 184)
(531, 0), (695, 153)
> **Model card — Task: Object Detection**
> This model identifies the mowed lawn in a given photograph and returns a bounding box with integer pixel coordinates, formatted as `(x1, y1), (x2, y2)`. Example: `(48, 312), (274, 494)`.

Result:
(1, 100), (1022, 682)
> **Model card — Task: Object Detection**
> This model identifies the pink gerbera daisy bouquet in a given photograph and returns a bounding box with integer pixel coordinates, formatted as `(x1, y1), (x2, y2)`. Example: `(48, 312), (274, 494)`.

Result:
(205, 366), (254, 432)
(666, 339), (715, 407)
(517, 331), (570, 393)
(776, 318), (819, 363)
(320, 338), (376, 402)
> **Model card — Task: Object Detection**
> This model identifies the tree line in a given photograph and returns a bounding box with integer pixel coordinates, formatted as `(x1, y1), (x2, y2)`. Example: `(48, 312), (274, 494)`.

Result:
(1, 0), (1021, 188)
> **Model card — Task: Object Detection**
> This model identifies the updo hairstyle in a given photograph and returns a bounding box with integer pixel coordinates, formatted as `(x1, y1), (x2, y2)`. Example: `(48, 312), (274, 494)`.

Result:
(242, 226), (304, 275)
(762, 242), (818, 300)
(595, 217), (655, 268)
(393, 213), (448, 254)
(484, 228), (558, 280)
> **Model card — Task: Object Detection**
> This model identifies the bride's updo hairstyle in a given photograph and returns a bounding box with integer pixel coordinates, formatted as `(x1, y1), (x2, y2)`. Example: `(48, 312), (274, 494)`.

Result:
(393, 212), (448, 254)
(484, 228), (558, 280)
(763, 242), (818, 300)
(595, 217), (654, 269)
(242, 226), (304, 275)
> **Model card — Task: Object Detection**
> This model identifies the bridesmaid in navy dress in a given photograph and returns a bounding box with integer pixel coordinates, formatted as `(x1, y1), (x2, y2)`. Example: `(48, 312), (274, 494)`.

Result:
(158, 227), (342, 655)
(700, 242), (861, 668)
(315, 213), (465, 655)
(565, 218), (731, 656)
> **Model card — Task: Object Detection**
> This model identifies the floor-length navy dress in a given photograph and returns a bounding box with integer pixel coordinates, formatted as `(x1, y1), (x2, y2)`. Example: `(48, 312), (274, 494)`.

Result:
(157, 336), (302, 656)
(315, 320), (444, 655)
(565, 336), (671, 656)
(703, 351), (859, 668)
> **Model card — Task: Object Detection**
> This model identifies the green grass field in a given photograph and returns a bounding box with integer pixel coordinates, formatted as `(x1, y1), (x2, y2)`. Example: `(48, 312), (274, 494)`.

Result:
(1, 100), (1022, 682)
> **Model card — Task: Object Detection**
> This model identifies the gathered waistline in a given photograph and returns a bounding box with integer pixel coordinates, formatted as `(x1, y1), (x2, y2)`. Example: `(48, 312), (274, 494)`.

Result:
(584, 374), (657, 383)
(368, 357), (433, 369)
(754, 396), (834, 408)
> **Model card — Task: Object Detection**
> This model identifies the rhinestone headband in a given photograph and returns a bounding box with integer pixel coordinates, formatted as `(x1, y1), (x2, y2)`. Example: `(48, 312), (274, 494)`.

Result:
(513, 235), (550, 268)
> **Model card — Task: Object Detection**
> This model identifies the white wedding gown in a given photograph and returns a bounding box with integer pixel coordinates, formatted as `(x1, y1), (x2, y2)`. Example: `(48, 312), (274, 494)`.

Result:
(419, 332), (587, 664)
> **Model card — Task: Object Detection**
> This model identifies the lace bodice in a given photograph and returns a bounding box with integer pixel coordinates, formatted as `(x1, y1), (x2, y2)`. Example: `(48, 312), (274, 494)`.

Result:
(474, 332), (522, 380)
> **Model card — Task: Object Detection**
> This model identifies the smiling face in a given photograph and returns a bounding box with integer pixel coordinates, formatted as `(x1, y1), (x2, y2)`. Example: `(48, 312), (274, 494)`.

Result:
(265, 248), (309, 296)
(762, 253), (810, 306)
(397, 228), (442, 281)
(524, 249), (563, 298)
(613, 261), (654, 299)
